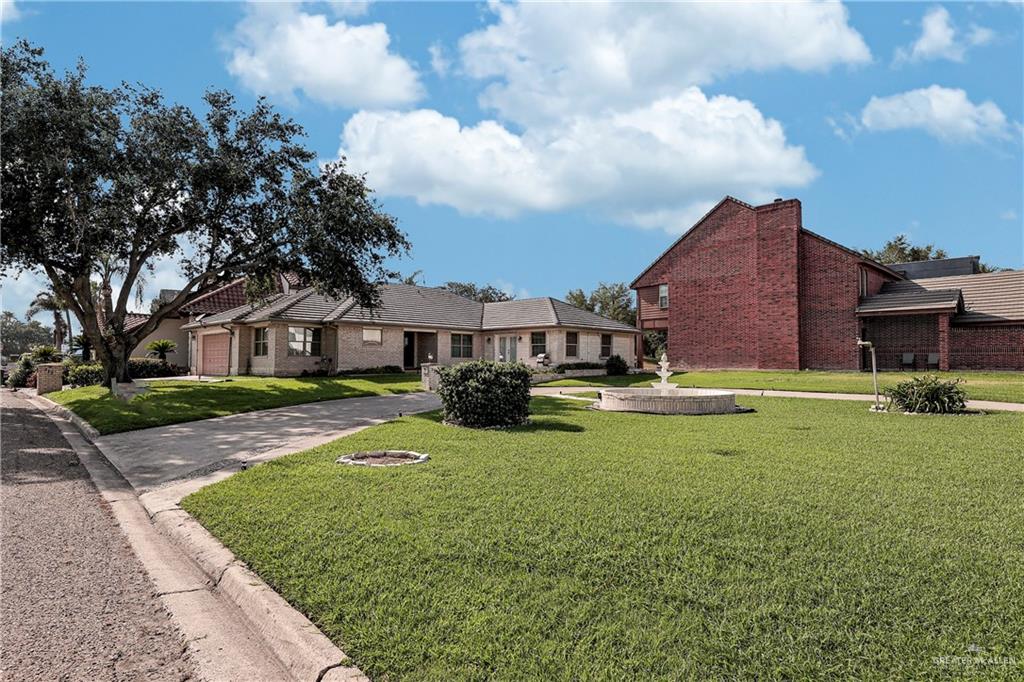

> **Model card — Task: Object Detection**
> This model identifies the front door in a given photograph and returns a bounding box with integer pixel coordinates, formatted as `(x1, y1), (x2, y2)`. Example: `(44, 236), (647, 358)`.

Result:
(403, 331), (415, 368)
(498, 336), (517, 362)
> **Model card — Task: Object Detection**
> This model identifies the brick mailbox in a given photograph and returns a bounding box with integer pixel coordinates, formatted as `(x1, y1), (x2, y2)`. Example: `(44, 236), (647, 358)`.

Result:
(35, 363), (64, 395)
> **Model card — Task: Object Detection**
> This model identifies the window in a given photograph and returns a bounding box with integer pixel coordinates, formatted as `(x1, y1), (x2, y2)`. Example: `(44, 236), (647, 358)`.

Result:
(565, 331), (578, 357)
(600, 333), (612, 358)
(530, 331), (547, 357)
(253, 328), (269, 357)
(658, 284), (669, 309)
(287, 327), (321, 356)
(362, 328), (382, 345)
(858, 268), (869, 298)
(451, 333), (474, 358)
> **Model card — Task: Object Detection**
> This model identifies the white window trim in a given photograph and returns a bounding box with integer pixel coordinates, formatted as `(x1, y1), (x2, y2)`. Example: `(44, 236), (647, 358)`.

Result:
(362, 327), (383, 346)
(658, 284), (669, 309)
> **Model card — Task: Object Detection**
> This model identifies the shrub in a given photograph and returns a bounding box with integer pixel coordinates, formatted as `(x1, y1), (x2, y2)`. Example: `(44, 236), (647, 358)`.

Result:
(437, 360), (531, 428)
(6, 356), (34, 388)
(605, 354), (629, 376)
(884, 375), (967, 414)
(340, 365), (405, 375)
(30, 345), (61, 363)
(554, 361), (605, 372)
(145, 339), (178, 361)
(68, 363), (106, 387)
(127, 358), (178, 379)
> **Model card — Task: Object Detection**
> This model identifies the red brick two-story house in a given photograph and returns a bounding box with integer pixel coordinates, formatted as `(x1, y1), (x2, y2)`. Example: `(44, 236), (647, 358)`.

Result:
(632, 196), (1024, 371)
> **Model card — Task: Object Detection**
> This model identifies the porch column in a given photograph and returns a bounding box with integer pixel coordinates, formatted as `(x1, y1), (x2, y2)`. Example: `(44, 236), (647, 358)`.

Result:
(938, 313), (951, 371)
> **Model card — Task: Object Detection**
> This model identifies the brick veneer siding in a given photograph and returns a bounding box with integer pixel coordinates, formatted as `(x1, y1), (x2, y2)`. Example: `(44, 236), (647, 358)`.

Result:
(633, 199), (761, 369)
(755, 200), (802, 368)
(950, 324), (1024, 370)
(861, 314), (940, 370)
(336, 324), (405, 371)
(798, 232), (867, 370)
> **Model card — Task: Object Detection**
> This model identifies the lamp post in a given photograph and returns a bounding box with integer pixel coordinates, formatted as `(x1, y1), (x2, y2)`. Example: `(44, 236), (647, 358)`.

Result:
(857, 337), (883, 412)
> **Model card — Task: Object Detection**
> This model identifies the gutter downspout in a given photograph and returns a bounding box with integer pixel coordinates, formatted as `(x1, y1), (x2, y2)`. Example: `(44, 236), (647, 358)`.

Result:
(221, 324), (235, 376)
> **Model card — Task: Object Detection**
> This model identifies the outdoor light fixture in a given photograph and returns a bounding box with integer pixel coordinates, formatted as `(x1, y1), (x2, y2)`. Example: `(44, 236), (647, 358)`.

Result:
(857, 337), (883, 412)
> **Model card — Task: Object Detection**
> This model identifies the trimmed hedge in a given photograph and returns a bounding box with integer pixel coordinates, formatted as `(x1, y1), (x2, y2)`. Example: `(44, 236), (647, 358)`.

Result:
(884, 375), (967, 414)
(554, 361), (605, 372)
(68, 363), (105, 387)
(339, 365), (405, 375)
(605, 354), (629, 376)
(67, 359), (183, 387)
(437, 360), (531, 428)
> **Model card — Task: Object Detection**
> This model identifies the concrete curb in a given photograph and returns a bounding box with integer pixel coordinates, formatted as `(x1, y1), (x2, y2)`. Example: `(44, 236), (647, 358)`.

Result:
(29, 393), (369, 682)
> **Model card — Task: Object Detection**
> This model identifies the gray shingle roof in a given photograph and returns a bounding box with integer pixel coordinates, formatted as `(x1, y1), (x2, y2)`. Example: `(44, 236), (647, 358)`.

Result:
(889, 256), (980, 280)
(857, 270), (1024, 323)
(183, 284), (638, 333)
(856, 289), (962, 315)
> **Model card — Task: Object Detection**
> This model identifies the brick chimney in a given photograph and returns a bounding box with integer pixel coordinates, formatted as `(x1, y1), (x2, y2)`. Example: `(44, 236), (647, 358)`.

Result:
(754, 199), (802, 369)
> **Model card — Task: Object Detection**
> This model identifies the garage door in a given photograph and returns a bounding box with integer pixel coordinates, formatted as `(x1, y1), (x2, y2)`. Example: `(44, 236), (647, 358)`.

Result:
(201, 333), (230, 376)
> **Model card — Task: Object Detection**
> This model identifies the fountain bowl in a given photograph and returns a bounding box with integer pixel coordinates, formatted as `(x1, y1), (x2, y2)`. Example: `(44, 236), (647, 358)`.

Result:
(597, 386), (736, 415)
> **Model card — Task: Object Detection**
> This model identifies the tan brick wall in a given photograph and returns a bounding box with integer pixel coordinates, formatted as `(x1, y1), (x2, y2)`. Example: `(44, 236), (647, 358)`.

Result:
(336, 324), (405, 371)
(436, 330), (483, 365)
(481, 328), (634, 366)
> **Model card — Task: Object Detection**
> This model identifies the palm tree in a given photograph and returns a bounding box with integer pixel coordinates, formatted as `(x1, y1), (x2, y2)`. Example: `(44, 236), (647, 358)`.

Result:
(145, 339), (177, 362)
(27, 289), (68, 350)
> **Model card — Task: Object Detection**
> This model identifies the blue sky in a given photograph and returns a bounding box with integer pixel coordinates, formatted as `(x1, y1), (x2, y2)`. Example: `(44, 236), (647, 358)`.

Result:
(2, 1), (1022, 327)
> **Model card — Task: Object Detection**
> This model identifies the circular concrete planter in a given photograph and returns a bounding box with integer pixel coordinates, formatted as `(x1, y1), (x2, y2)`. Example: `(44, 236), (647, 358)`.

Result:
(597, 387), (737, 415)
(336, 450), (429, 467)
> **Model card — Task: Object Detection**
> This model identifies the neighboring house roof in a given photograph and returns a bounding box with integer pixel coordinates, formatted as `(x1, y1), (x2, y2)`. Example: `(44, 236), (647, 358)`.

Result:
(889, 256), (980, 280)
(123, 313), (150, 333)
(183, 284), (639, 333)
(857, 270), (1024, 323)
(179, 273), (306, 315)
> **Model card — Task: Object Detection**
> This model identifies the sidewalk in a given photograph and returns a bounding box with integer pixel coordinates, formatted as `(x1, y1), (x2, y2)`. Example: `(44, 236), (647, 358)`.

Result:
(531, 385), (1024, 412)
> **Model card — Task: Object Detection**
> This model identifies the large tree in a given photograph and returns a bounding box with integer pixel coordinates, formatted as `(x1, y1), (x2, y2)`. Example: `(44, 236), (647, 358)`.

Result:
(0, 311), (53, 357)
(861, 234), (947, 264)
(442, 281), (515, 303)
(564, 282), (636, 326)
(2, 41), (408, 383)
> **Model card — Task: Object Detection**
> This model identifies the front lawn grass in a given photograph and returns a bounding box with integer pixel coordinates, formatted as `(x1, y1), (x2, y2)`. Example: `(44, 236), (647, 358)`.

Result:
(540, 369), (1024, 403)
(183, 397), (1024, 680)
(49, 374), (421, 435)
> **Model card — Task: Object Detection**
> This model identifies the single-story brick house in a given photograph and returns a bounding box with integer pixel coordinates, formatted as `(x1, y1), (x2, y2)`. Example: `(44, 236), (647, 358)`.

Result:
(632, 196), (1024, 371)
(182, 283), (640, 376)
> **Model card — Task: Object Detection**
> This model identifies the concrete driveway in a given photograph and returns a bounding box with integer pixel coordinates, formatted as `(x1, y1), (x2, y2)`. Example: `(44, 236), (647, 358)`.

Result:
(95, 392), (441, 491)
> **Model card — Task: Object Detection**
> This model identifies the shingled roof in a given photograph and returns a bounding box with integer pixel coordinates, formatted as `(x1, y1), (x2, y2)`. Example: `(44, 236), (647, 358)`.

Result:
(184, 284), (638, 333)
(857, 270), (1024, 323)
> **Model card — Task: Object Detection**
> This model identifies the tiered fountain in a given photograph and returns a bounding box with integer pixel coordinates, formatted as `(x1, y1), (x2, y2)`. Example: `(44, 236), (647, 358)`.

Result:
(596, 354), (737, 415)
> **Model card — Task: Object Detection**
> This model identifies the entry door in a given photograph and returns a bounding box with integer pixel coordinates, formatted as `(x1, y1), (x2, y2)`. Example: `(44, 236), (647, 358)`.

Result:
(403, 332), (415, 368)
(498, 336), (517, 362)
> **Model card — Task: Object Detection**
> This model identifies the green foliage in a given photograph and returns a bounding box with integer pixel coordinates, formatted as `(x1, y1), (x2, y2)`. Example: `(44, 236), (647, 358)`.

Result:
(564, 282), (636, 326)
(68, 363), (106, 387)
(553, 361), (605, 372)
(862, 234), (947, 264)
(5, 355), (34, 387)
(145, 338), (177, 361)
(127, 358), (181, 379)
(437, 360), (531, 428)
(1, 40), (408, 384)
(643, 330), (667, 359)
(29, 344), (60, 362)
(181, 397), (1024, 680)
(441, 281), (514, 303)
(884, 375), (967, 414)
(0, 310), (52, 356)
(339, 365), (405, 375)
(605, 354), (629, 375)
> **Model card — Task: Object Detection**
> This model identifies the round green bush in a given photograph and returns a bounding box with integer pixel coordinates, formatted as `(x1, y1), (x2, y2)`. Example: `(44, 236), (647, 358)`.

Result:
(68, 363), (106, 387)
(605, 354), (629, 376)
(437, 360), (531, 428)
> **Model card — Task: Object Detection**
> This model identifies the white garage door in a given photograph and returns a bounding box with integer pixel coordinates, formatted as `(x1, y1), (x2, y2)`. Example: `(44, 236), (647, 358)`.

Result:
(201, 333), (230, 376)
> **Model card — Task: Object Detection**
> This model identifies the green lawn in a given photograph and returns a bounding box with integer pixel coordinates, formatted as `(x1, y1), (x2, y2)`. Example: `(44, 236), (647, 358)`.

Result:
(540, 369), (1024, 403)
(49, 374), (422, 435)
(183, 397), (1024, 680)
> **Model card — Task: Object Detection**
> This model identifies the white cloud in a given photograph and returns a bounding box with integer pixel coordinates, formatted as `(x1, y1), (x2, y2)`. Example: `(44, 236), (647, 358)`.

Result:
(458, 1), (870, 125)
(860, 85), (1011, 143)
(225, 3), (422, 108)
(894, 6), (995, 64)
(1, 0), (21, 23)
(339, 87), (817, 234)
(327, 0), (371, 17)
(428, 42), (450, 77)
(1000, 209), (1019, 221)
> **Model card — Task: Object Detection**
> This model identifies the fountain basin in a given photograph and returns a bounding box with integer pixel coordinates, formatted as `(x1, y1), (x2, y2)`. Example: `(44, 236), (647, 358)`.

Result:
(597, 387), (736, 415)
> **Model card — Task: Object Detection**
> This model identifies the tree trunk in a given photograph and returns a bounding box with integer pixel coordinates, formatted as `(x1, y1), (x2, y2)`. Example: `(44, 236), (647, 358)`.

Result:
(105, 344), (132, 385)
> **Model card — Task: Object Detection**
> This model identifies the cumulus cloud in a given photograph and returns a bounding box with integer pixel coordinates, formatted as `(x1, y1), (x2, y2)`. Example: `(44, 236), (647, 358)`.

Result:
(1, 0), (21, 23)
(860, 85), (1011, 142)
(458, 1), (870, 125)
(894, 6), (995, 64)
(339, 88), (817, 233)
(428, 42), (451, 77)
(225, 3), (422, 108)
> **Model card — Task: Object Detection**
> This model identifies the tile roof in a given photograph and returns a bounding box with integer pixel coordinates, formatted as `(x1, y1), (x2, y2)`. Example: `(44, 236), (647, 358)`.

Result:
(856, 289), (962, 315)
(183, 284), (639, 333)
(857, 270), (1024, 323)
(179, 279), (249, 314)
(124, 313), (150, 333)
